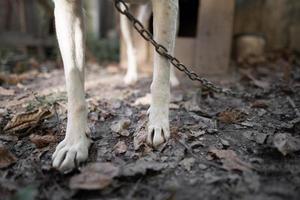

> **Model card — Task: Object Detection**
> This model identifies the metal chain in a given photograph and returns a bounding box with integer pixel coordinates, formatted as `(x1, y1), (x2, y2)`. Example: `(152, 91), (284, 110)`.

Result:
(114, 0), (250, 98)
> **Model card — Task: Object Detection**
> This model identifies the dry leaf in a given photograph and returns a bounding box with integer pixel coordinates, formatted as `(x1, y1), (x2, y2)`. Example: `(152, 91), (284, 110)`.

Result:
(179, 157), (196, 171)
(251, 100), (269, 109)
(134, 129), (148, 151)
(209, 148), (252, 171)
(110, 118), (131, 136)
(0, 73), (20, 85)
(133, 117), (148, 151)
(29, 134), (56, 148)
(273, 133), (300, 156)
(69, 162), (119, 190)
(113, 141), (127, 154)
(134, 93), (151, 106)
(120, 160), (167, 177)
(240, 70), (270, 89)
(0, 70), (38, 85)
(0, 145), (17, 169)
(4, 107), (53, 133)
(217, 108), (247, 124)
(0, 87), (15, 96)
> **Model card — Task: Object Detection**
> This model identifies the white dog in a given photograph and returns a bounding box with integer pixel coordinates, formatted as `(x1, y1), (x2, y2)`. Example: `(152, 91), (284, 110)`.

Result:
(120, 2), (179, 86)
(52, 0), (178, 172)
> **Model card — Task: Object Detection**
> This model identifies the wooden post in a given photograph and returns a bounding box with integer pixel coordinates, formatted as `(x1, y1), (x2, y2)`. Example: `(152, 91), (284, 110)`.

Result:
(196, 0), (235, 75)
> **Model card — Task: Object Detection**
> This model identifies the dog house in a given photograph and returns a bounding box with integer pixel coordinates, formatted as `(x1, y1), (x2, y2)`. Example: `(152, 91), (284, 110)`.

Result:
(121, 0), (235, 76)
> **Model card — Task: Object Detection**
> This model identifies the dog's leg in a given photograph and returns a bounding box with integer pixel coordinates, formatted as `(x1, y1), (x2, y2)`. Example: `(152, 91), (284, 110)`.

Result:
(138, 2), (179, 87)
(137, 3), (152, 24)
(121, 12), (138, 85)
(147, 0), (178, 147)
(52, 0), (90, 172)
(170, 65), (179, 87)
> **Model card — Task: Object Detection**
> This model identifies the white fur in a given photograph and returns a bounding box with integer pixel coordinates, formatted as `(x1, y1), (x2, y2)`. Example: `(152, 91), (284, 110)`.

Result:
(52, 0), (178, 172)
(120, 2), (179, 86)
(52, 0), (91, 172)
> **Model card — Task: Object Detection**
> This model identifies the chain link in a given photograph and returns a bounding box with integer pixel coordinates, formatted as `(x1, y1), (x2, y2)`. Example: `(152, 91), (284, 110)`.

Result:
(114, 0), (250, 99)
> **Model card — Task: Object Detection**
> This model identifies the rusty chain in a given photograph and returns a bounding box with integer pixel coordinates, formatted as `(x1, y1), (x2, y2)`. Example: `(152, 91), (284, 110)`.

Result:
(114, 0), (251, 98)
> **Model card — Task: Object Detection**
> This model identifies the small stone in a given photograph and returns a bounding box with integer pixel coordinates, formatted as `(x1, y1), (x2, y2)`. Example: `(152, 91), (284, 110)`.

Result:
(111, 118), (131, 136)
(207, 129), (218, 134)
(198, 164), (208, 170)
(254, 133), (268, 144)
(220, 138), (230, 147)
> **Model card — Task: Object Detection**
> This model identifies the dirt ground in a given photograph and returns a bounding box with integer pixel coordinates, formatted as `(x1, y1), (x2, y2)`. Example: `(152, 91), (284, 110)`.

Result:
(1, 57), (300, 200)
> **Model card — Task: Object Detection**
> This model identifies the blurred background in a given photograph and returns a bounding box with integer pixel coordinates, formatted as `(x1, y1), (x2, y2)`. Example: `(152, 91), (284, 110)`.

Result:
(0, 0), (300, 77)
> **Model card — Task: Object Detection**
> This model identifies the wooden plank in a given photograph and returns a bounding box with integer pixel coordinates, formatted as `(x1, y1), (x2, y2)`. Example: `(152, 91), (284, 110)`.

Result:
(262, 0), (289, 50)
(175, 38), (197, 68)
(196, 0), (235, 75)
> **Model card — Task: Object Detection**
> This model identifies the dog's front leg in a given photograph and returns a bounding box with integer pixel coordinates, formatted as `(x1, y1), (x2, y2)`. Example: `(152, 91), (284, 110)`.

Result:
(52, 0), (91, 172)
(147, 0), (178, 147)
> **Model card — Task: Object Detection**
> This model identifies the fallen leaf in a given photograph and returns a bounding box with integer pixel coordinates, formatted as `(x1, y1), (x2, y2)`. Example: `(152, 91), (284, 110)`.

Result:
(273, 133), (300, 156)
(179, 157), (195, 171)
(4, 107), (53, 134)
(0, 87), (15, 96)
(220, 138), (230, 147)
(251, 100), (269, 109)
(217, 108), (247, 124)
(110, 118), (131, 136)
(0, 73), (20, 85)
(209, 148), (252, 171)
(190, 141), (205, 149)
(29, 134), (56, 148)
(113, 141), (127, 154)
(134, 129), (148, 151)
(120, 160), (167, 177)
(240, 70), (270, 89)
(0, 135), (18, 142)
(134, 93), (151, 106)
(183, 96), (201, 112)
(69, 162), (119, 190)
(133, 117), (148, 151)
(189, 130), (205, 138)
(0, 144), (17, 169)
(0, 108), (7, 116)
(0, 70), (38, 85)
(242, 131), (268, 144)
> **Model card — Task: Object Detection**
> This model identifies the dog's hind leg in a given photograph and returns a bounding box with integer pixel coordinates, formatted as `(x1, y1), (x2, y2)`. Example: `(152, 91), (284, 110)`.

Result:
(52, 0), (91, 172)
(147, 0), (178, 147)
(121, 10), (138, 85)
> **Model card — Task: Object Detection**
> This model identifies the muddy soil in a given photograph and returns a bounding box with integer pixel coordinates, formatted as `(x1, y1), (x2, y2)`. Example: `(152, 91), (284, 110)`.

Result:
(0, 61), (300, 200)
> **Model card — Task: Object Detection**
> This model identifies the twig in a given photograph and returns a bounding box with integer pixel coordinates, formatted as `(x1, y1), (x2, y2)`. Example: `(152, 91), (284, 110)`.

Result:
(287, 96), (300, 117)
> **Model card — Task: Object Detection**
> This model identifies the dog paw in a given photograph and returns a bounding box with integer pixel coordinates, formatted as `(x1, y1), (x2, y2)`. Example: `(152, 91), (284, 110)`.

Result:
(147, 106), (170, 148)
(124, 72), (138, 85)
(52, 135), (91, 173)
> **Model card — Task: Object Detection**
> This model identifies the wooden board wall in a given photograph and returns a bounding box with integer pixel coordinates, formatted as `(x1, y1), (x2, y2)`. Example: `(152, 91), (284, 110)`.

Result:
(195, 0), (235, 75)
